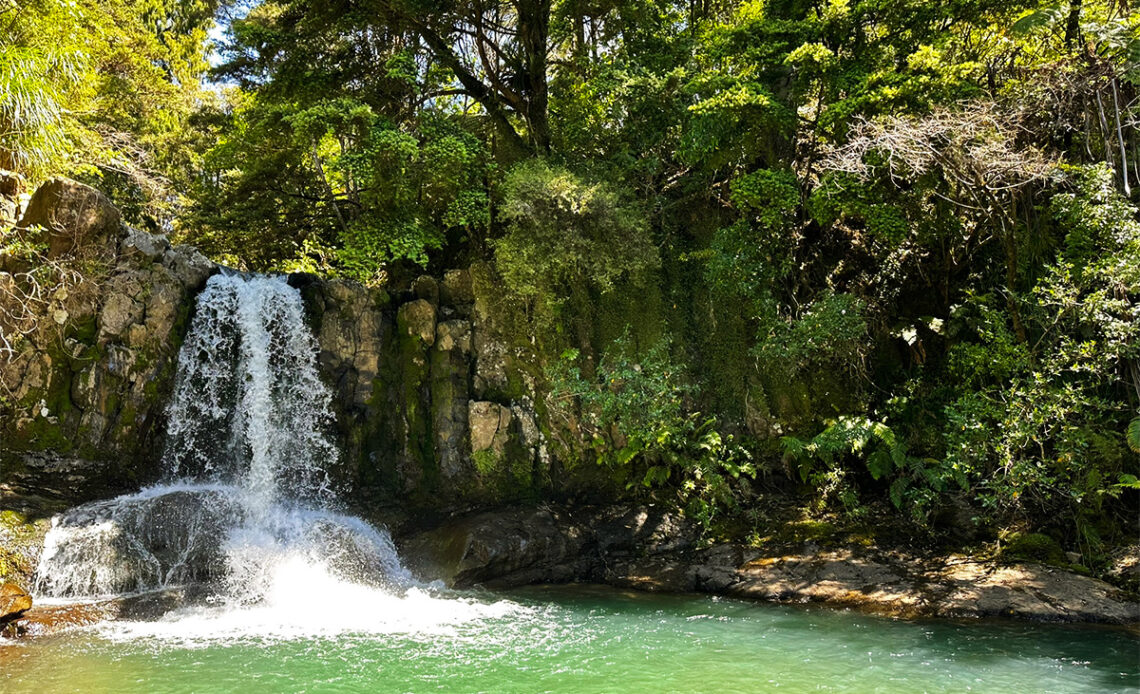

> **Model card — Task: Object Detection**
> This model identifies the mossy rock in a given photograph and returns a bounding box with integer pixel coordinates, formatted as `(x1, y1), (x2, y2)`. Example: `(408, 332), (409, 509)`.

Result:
(1000, 532), (1066, 565)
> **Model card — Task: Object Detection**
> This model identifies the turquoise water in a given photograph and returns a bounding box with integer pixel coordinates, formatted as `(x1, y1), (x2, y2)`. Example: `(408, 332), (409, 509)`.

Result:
(2, 585), (1137, 693)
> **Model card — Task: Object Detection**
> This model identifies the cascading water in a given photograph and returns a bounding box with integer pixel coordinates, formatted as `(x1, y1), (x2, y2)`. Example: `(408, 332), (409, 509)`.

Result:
(28, 274), (501, 637)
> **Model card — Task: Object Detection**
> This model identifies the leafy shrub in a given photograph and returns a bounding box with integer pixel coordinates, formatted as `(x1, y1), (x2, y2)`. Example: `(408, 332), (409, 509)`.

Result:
(548, 334), (754, 528)
(494, 160), (658, 314)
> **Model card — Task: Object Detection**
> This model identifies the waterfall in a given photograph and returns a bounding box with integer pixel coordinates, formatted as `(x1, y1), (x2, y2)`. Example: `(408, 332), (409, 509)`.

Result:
(34, 274), (412, 604)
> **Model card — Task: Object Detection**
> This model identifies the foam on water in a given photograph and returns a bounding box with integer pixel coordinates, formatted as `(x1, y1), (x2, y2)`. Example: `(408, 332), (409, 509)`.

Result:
(33, 273), (499, 638)
(99, 579), (525, 646)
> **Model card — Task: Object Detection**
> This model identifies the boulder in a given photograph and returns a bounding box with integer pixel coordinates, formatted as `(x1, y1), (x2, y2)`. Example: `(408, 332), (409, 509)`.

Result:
(400, 507), (591, 588)
(162, 244), (214, 290)
(0, 169), (23, 197)
(0, 582), (32, 621)
(18, 178), (121, 258)
(441, 269), (474, 305)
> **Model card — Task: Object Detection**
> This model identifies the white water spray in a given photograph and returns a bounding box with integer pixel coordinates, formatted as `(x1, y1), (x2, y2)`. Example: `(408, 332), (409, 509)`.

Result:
(32, 274), (443, 625)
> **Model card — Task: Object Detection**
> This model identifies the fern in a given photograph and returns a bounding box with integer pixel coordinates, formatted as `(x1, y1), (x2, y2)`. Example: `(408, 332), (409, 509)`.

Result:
(1126, 416), (1140, 454)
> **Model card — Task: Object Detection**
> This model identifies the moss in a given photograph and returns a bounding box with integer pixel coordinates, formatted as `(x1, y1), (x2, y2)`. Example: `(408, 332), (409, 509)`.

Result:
(67, 313), (98, 343)
(398, 322), (437, 499)
(1000, 532), (1066, 565)
(472, 448), (500, 478)
(0, 511), (46, 584)
(0, 510), (29, 532)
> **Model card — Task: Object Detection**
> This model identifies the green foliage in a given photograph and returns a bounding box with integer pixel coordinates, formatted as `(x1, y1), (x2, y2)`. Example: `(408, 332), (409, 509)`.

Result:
(999, 531), (1065, 565)
(781, 416), (946, 520)
(1127, 418), (1140, 455)
(10, 0), (1140, 558)
(0, 0), (214, 226)
(494, 160), (658, 312)
(549, 334), (754, 528)
(0, 0), (88, 176)
(937, 165), (1139, 546)
(756, 293), (869, 376)
(182, 98), (490, 275)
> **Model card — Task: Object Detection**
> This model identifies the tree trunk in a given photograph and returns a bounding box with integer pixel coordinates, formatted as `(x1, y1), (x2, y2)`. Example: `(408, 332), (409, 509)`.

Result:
(517, 0), (552, 151)
(1064, 0), (1081, 50)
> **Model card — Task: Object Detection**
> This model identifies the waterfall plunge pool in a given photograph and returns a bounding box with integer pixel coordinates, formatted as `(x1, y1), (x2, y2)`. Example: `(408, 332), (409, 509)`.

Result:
(2, 584), (1137, 693)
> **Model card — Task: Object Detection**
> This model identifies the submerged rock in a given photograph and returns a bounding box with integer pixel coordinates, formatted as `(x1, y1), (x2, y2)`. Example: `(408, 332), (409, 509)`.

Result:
(4, 589), (188, 638)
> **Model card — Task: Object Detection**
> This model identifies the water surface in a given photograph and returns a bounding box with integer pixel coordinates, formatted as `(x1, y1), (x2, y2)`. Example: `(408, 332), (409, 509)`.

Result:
(3, 584), (1136, 693)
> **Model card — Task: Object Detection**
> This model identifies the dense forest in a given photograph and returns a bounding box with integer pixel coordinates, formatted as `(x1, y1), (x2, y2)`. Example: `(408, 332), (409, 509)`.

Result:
(2, 0), (1138, 567)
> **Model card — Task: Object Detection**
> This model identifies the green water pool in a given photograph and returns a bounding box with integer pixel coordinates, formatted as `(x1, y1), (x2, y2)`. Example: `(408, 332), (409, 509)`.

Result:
(3, 584), (1137, 693)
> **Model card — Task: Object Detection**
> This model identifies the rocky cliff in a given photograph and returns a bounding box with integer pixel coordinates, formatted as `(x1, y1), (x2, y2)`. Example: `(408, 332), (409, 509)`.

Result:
(1, 179), (214, 515)
(0, 178), (597, 523)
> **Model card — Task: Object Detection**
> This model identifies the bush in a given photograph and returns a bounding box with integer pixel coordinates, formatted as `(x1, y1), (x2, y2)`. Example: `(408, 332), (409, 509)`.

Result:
(494, 160), (658, 315)
(548, 334), (754, 529)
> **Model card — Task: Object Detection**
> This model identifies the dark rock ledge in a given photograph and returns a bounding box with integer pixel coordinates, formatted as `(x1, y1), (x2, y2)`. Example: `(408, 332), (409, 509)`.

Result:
(398, 505), (1140, 626)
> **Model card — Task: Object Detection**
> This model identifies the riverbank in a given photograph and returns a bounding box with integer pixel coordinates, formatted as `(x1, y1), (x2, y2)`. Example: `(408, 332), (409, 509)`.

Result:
(395, 504), (1140, 625)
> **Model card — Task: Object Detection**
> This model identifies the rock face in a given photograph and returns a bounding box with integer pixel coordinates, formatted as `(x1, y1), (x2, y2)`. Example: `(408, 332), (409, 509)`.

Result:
(293, 264), (554, 512)
(18, 178), (122, 258)
(2, 178), (564, 516)
(1, 178), (216, 512)
(400, 505), (693, 588)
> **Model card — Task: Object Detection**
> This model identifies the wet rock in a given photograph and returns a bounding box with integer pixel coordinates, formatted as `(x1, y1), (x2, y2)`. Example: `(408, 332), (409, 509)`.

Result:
(401, 507), (591, 588)
(0, 583), (31, 621)
(5, 589), (189, 638)
(38, 490), (239, 597)
(399, 503), (1140, 625)
(1, 453), (128, 510)
(399, 504), (695, 590)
